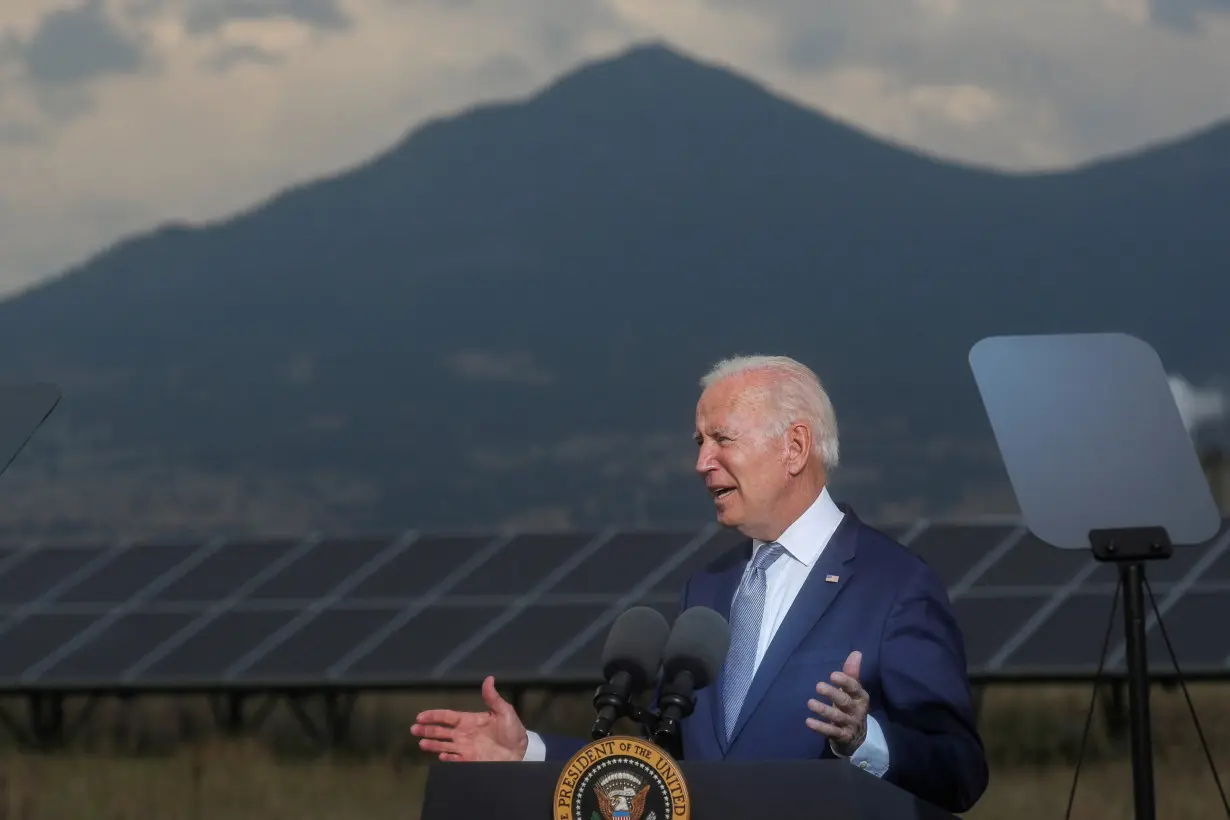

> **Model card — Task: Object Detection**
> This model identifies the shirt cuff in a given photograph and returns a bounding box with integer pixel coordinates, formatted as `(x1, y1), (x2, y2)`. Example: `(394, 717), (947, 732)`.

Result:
(522, 730), (546, 762)
(831, 714), (889, 777)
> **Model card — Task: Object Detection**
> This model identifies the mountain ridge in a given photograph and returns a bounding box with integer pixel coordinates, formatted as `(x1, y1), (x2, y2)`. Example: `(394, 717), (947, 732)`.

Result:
(0, 40), (1225, 541)
(8, 39), (1228, 307)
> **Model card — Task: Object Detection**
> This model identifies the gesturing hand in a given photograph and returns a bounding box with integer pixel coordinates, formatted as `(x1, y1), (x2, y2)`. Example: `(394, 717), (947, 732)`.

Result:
(806, 650), (869, 756)
(411, 675), (529, 761)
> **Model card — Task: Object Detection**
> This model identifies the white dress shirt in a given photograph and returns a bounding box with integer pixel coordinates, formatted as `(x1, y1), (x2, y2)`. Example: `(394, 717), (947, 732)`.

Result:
(743, 485), (845, 673)
(522, 487), (889, 776)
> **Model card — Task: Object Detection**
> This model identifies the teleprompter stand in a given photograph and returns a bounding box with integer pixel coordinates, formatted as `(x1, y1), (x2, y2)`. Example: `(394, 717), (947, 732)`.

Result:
(1088, 526), (1173, 820)
(970, 333), (1223, 820)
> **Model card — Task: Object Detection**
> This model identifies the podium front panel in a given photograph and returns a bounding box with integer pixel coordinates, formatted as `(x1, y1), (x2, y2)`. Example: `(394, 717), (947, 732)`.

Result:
(420, 759), (959, 820)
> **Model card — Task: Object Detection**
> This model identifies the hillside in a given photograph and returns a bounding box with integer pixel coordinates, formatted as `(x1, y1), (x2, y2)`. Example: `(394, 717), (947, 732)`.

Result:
(0, 42), (1226, 540)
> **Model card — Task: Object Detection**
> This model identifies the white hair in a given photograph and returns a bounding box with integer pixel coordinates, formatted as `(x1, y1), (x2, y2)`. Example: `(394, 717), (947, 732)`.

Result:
(700, 354), (840, 469)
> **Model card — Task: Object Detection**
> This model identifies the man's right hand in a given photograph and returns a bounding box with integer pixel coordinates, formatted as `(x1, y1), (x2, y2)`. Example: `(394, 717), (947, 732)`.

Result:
(411, 675), (529, 761)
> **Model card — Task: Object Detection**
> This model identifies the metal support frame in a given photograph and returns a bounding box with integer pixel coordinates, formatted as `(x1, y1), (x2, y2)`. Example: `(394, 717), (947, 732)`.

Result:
(0, 693), (99, 749)
(0, 673), (1221, 754)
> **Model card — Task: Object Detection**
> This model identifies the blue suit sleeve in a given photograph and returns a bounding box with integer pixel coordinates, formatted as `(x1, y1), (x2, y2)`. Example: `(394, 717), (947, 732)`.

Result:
(535, 732), (589, 760)
(874, 562), (989, 813)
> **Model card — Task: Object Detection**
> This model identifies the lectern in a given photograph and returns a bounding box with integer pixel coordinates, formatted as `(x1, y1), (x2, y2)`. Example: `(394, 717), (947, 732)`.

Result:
(420, 739), (960, 820)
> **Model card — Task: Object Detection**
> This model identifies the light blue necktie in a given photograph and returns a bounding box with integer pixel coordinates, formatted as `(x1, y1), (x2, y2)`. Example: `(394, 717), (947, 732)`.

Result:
(720, 541), (785, 740)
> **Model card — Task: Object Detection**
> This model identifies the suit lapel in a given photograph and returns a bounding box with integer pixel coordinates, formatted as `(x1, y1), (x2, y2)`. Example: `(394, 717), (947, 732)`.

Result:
(725, 512), (861, 748)
(690, 547), (749, 756)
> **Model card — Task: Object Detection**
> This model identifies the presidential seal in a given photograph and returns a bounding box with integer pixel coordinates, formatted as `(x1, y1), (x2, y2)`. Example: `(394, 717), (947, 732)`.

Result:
(552, 736), (690, 820)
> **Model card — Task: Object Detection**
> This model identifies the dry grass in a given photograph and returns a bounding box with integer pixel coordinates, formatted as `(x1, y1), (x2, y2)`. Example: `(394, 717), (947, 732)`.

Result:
(0, 683), (1228, 819)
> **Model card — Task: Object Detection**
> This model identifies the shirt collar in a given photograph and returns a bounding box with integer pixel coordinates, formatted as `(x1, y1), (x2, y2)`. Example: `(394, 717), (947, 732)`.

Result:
(752, 486), (845, 568)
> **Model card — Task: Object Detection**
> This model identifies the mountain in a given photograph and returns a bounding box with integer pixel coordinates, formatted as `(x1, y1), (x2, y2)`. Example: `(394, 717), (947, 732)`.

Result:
(0, 42), (1227, 540)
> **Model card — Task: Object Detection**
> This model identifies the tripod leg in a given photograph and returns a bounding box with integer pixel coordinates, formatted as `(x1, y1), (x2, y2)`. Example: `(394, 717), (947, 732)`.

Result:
(1121, 562), (1156, 820)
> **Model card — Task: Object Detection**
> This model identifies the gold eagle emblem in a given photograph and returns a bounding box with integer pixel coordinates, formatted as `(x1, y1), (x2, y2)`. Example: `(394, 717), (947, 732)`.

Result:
(595, 782), (651, 820)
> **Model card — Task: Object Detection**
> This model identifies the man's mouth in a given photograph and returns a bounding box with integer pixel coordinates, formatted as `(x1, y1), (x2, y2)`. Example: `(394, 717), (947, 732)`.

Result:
(710, 486), (736, 500)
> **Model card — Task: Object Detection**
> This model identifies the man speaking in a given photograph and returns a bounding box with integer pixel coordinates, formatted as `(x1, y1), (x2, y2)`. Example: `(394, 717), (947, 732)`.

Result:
(412, 355), (988, 814)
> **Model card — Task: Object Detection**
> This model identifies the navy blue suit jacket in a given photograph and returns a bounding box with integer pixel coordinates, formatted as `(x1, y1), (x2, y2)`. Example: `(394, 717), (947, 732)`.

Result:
(539, 508), (989, 814)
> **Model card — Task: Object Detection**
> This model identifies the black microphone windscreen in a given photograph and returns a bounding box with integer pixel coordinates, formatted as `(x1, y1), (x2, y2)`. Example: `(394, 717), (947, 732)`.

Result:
(601, 606), (671, 687)
(662, 606), (730, 688)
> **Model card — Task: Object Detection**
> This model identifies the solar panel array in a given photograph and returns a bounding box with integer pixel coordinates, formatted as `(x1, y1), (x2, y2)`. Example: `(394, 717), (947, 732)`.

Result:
(1, 517), (1229, 692)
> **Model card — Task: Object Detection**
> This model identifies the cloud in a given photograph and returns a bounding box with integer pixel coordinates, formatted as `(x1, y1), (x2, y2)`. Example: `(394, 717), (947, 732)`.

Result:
(1150, 0), (1230, 31)
(671, 0), (1230, 169)
(181, 0), (348, 33)
(201, 42), (282, 72)
(0, 1), (153, 145)
(12, 0), (147, 85)
(0, 0), (1229, 299)
(1169, 374), (1229, 436)
(0, 0), (635, 295)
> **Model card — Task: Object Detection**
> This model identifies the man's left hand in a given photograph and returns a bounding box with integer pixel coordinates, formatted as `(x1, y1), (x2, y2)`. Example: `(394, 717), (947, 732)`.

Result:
(806, 650), (868, 756)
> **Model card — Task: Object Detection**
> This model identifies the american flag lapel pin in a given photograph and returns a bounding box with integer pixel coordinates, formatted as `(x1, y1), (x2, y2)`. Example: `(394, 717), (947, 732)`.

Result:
(825, 574), (840, 583)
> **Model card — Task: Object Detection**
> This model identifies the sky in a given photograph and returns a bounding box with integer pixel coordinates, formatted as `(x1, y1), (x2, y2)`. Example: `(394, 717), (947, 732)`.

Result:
(1, 0), (1229, 298)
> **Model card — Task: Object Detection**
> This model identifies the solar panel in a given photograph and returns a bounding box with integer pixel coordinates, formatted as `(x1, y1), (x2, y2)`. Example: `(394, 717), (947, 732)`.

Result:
(993, 590), (1124, 673)
(343, 535), (494, 599)
(872, 524), (911, 541)
(530, 526), (727, 677)
(1138, 590), (1230, 673)
(151, 539), (307, 602)
(543, 597), (680, 683)
(337, 603), (508, 684)
(0, 613), (96, 679)
(548, 531), (702, 595)
(907, 524), (1018, 588)
(449, 533), (597, 596)
(972, 533), (1113, 588)
(952, 596), (1054, 673)
(436, 602), (613, 682)
(1133, 537), (1224, 583)
(36, 612), (197, 684)
(1205, 548), (1230, 581)
(129, 610), (298, 683)
(646, 527), (746, 595)
(247, 537), (396, 600)
(58, 543), (203, 604)
(0, 546), (113, 606)
(541, 604), (626, 682)
(0, 519), (1227, 690)
(0, 546), (32, 581)
(984, 583), (1230, 679)
(238, 607), (399, 682)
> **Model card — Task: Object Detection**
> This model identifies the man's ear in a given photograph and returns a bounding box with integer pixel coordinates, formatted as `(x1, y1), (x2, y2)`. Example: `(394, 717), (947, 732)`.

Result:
(784, 422), (812, 476)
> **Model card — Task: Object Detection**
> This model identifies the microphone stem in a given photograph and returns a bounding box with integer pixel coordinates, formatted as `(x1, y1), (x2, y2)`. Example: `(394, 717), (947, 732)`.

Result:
(653, 669), (697, 756)
(591, 670), (635, 738)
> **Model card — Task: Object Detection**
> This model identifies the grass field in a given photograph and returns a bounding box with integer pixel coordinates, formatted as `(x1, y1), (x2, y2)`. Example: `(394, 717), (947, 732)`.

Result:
(1, 682), (1228, 819)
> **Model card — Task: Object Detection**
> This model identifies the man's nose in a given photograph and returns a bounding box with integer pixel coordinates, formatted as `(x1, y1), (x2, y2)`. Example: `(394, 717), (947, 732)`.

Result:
(695, 445), (716, 474)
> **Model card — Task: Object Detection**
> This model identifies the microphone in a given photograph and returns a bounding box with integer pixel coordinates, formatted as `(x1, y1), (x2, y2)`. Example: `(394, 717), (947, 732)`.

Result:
(590, 606), (671, 739)
(651, 605), (730, 756)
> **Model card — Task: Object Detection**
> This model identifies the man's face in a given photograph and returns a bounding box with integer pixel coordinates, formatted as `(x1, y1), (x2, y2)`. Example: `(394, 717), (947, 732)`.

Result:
(693, 374), (789, 538)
